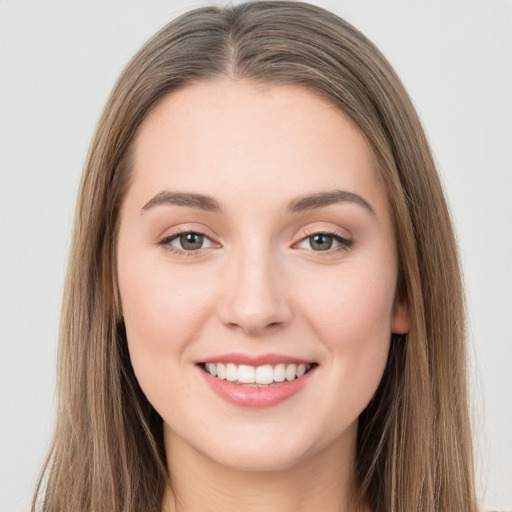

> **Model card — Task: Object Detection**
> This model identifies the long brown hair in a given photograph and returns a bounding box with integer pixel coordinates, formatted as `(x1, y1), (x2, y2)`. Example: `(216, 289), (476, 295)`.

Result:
(33, 2), (479, 511)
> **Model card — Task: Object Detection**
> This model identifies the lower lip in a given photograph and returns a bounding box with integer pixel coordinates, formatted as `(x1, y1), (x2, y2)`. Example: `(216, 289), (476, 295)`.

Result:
(199, 366), (316, 408)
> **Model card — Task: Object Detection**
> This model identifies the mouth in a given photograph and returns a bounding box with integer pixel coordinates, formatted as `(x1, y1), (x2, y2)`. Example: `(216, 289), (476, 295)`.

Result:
(197, 357), (318, 408)
(198, 362), (316, 387)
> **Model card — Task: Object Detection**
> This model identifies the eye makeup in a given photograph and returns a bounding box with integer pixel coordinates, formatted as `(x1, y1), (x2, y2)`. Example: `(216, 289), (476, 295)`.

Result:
(155, 227), (354, 258)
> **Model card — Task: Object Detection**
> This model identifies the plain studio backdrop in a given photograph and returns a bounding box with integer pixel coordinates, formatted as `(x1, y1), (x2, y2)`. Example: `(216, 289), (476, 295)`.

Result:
(0, 1), (511, 511)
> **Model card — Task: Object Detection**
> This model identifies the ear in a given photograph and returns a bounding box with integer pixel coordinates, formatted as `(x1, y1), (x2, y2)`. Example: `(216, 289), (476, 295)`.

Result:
(391, 297), (411, 334)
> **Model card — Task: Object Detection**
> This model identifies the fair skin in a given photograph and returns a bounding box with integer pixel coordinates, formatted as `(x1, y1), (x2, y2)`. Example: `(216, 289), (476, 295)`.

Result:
(117, 79), (410, 512)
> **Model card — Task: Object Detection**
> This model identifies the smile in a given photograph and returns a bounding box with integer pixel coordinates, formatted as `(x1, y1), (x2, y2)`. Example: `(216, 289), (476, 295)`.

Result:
(201, 362), (314, 386)
(197, 357), (318, 408)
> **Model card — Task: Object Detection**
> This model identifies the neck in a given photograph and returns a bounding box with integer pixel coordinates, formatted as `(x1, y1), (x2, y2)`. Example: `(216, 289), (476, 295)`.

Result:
(161, 423), (367, 512)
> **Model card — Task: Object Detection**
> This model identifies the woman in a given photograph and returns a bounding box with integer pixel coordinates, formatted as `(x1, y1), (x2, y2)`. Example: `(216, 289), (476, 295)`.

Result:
(32, 1), (481, 511)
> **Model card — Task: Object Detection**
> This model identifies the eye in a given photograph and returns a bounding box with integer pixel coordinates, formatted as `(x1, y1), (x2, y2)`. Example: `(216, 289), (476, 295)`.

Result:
(296, 232), (352, 252)
(158, 231), (215, 253)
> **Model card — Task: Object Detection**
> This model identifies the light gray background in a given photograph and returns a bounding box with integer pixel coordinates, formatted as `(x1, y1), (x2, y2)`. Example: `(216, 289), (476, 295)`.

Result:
(1, 1), (511, 511)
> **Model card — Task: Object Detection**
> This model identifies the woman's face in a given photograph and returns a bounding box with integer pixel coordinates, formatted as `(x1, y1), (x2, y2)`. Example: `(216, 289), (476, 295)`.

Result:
(117, 79), (409, 472)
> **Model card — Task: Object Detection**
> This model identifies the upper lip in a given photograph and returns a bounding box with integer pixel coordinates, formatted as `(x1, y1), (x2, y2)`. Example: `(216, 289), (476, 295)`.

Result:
(198, 353), (316, 366)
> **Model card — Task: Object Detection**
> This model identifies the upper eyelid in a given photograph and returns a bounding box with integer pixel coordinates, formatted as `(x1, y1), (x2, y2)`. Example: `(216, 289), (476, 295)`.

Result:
(157, 224), (218, 242)
(301, 227), (347, 237)
(297, 232), (351, 245)
(158, 232), (217, 251)
(158, 228), (347, 239)
(299, 227), (351, 242)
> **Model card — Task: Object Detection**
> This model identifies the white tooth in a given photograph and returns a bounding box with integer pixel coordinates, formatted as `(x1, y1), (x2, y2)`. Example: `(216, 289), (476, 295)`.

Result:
(285, 364), (297, 381)
(296, 364), (306, 378)
(237, 364), (256, 384)
(274, 364), (285, 382)
(205, 363), (217, 377)
(217, 363), (226, 380)
(226, 363), (237, 382)
(255, 365), (274, 385)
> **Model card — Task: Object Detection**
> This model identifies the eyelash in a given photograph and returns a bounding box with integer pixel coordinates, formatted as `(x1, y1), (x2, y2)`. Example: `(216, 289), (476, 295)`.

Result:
(299, 229), (354, 253)
(156, 229), (353, 256)
(156, 230), (215, 257)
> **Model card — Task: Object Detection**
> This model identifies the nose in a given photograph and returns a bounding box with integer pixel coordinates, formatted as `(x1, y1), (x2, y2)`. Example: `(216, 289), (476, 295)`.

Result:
(217, 247), (292, 335)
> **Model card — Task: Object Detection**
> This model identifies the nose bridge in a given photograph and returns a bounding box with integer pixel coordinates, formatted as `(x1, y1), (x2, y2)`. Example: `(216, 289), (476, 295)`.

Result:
(218, 237), (291, 333)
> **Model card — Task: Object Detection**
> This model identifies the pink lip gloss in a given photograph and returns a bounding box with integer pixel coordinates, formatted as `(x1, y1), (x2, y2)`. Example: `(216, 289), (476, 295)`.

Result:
(197, 357), (316, 408)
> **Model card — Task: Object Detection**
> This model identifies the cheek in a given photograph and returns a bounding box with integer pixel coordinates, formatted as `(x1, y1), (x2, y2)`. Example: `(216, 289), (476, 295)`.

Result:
(297, 266), (395, 407)
(301, 265), (396, 340)
(119, 253), (212, 343)
(117, 255), (215, 394)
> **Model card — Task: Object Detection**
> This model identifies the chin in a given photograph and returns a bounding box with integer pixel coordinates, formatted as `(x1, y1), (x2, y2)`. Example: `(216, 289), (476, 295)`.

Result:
(171, 418), (353, 474)
(202, 441), (311, 473)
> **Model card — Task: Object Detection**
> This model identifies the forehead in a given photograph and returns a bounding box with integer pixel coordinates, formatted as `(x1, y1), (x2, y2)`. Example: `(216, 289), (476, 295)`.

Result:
(128, 79), (388, 216)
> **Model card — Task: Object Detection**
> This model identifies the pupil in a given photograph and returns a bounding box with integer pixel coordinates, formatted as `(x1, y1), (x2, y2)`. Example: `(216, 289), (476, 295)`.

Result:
(311, 234), (332, 251)
(180, 233), (203, 250)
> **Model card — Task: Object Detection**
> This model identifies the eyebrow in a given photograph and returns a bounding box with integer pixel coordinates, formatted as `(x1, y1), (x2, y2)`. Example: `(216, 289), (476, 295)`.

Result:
(141, 189), (375, 215)
(287, 190), (375, 215)
(142, 191), (223, 213)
